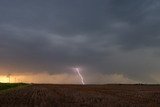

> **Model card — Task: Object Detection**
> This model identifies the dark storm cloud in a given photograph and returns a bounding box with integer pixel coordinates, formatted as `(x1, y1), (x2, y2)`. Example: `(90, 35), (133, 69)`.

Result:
(0, 0), (160, 83)
(112, 0), (160, 49)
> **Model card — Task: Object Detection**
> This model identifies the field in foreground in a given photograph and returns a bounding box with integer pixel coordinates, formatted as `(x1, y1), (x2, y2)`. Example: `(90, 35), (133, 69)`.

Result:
(0, 84), (160, 107)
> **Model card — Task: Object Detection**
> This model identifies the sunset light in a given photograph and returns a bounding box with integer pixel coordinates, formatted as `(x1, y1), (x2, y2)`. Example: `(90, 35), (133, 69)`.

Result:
(0, 76), (9, 83)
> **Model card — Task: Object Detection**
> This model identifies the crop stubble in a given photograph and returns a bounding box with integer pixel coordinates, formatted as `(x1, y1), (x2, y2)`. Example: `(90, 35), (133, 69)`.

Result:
(0, 84), (160, 107)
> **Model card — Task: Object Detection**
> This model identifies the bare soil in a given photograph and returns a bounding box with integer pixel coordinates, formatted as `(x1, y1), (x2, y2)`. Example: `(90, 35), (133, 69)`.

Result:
(0, 84), (160, 107)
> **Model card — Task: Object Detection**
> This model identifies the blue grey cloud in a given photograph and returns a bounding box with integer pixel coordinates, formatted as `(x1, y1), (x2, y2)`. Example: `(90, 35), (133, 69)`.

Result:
(0, 0), (160, 83)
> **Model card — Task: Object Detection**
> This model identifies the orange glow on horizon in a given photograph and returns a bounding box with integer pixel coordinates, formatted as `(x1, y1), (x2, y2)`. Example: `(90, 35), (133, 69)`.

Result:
(0, 76), (9, 83)
(0, 75), (22, 83)
(0, 73), (80, 84)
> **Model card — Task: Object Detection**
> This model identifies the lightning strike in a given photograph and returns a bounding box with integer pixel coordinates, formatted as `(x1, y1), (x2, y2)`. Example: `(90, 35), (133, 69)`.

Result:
(75, 68), (85, 85)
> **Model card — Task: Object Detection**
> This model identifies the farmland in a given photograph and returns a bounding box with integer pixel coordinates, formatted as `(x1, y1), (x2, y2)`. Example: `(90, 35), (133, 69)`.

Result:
(0, 84), (160, 107)
(0, 83), (28, 91)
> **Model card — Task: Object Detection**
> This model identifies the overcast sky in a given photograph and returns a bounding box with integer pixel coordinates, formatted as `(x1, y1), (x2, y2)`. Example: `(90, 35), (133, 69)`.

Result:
(0, 0), (160, 83)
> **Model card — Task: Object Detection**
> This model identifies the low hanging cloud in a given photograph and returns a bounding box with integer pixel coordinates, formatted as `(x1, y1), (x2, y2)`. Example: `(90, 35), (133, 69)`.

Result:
(0, 0), (160, 83)
(0, 72), (138, 84)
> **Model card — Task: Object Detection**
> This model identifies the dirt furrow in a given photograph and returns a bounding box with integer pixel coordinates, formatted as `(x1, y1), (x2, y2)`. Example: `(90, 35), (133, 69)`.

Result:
(0, 84), (160, 107)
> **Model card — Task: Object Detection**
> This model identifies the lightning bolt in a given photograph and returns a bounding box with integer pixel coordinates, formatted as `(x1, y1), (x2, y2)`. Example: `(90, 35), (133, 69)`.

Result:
(75, 68), (85, 85)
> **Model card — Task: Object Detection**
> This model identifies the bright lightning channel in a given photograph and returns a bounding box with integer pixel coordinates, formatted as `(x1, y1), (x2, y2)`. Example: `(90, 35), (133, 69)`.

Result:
(75, 68), (85, 85)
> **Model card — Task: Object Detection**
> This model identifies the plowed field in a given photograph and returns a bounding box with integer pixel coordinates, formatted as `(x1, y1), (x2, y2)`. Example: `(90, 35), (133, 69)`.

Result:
(0, 84), (160, 107)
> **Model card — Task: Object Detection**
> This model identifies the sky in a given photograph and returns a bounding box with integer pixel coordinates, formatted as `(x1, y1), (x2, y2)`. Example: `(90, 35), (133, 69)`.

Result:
(0, 0), (160, 84)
